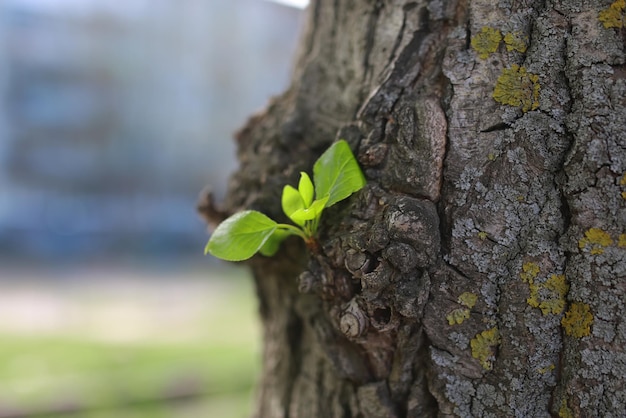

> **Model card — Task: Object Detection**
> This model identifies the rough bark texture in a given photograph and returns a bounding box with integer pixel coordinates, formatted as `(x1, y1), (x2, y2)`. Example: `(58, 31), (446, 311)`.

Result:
(204, 0), (626, 416)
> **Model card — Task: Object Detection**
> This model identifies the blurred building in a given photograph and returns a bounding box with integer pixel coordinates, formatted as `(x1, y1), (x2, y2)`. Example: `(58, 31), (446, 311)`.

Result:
(0, 0), (302, 260)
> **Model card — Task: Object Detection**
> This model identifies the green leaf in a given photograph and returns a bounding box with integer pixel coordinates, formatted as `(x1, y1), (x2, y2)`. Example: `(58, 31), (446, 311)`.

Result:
(259, 229), (291, 257)
(282, 185), (305, 222)
(313, 139), (366, 207)
(205, 210), (277, 261)
(298, 172), (314, 208)
(289, 197), (328, 224)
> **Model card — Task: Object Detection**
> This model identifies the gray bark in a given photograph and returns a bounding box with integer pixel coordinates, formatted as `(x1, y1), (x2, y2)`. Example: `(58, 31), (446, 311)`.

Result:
(201, 0), (626, 416)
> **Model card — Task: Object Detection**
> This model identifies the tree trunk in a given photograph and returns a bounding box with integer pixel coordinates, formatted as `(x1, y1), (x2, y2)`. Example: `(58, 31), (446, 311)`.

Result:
(203, 0), (626, 416)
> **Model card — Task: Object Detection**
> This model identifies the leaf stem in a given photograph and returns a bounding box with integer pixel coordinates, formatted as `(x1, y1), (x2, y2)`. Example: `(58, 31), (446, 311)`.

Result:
(276, 223), (309, 240)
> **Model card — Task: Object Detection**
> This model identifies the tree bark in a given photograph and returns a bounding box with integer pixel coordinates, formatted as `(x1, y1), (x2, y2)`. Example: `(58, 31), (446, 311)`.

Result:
(204, 0), (626, 416)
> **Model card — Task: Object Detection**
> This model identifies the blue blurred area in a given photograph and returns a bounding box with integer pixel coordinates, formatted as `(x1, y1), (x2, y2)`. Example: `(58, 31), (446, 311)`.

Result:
(0, 0), (302, 263)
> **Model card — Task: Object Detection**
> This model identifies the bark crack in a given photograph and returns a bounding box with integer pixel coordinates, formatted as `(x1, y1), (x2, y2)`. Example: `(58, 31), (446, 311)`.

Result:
(361, 1), (384, 92)
(549, 11), (574, 416)
(479, 121), (511, 133)
(303, 0), (322, 59)
(385, 5), (408, 70)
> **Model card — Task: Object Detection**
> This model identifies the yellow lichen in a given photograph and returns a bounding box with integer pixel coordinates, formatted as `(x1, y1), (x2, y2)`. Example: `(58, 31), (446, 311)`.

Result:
(478, 231), (488, 240)
(471, 26), (502, 59)
(578, 228), (613, 255)
(561, 302), (593, 338)
(446, 292), (477, 325)
(488, 153), (496, 161)
(544, 275), (568, 294)
(622, 191), (626, 200)
(458, 292), (478, 308)
(619, 234), (626, 247)
(520, 261), (540, 283)
(503, 32), (528, 53)
(446, 308), (471, 325)
(470, 327), (501, 371)
(493, 65), (540, 112)
(538, 364), (555, 374)
(621, 173), (626, 186)
(599, 0), (625, 28)
(520, 263), (569, 315)
(559, 399), (574, 418)
(527, 274), (569, 315)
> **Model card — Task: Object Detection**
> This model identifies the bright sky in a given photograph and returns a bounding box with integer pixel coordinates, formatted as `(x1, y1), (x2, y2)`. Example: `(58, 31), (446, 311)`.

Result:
(267, 0), (309, 8)
(7, 0), (310, 15)
(5, 0), (150, 18)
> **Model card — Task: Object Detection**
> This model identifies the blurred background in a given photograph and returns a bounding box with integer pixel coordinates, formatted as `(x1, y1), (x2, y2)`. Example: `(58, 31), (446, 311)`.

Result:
(0, 0), (305, 416)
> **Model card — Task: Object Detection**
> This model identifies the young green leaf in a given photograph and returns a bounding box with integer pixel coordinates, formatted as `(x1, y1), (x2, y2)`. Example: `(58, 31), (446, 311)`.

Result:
(205, 140), (368, 262)
(298, 172), (314, 207)
(289, 196), (329, 225)
(259, 229), (291, 257)
(282, 185), (305, 223)
(313, 139), (366, 207)
(205, 210), (277, 261)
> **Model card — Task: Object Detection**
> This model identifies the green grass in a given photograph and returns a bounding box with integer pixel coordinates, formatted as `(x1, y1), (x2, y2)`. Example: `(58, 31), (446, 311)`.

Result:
(0, 337), (258, 408)
(0, 268), (261, 418)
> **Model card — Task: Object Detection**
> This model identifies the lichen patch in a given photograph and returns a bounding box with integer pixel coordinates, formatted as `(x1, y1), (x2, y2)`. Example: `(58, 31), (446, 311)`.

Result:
(578, 228), (613, 255)
(458, 292), (478, 308)
(470, 327), (501, 370)
(446, 308), (471, 325)
(520, 263), (569, 315)
(520, 262), (540, 283)
(559, 398), (574, 418)
(503, 32), (528, 53)
(561, 302), (594, 338)
(526, 274), (569, 315)
(446, 292), (478, 325)
(599, 0), (625, 29)
(471, 27), (528, 58)
(493, 65), (540, 112)
(471, 26), (502, 59)
(538, 364), (555, 374)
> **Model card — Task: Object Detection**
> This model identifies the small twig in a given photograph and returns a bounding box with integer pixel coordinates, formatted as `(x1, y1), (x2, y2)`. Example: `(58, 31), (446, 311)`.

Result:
(197, 187), (228, 228)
